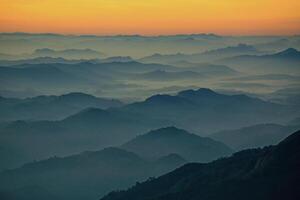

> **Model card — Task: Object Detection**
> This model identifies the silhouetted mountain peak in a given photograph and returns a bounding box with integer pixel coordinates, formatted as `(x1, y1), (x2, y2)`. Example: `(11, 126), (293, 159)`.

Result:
(276, 130), (300, 151)
(60, 92), (94, 99)
(101, 130), (300, 200)
(236, 43), (255, 49)
(145, 126), (191, 137)
(276, 48), (300, 57)
(203, 43), (257, 55)
(121, 127), (233, 162)
(144, 94), (188, 105)
(178, 88), (219, 98)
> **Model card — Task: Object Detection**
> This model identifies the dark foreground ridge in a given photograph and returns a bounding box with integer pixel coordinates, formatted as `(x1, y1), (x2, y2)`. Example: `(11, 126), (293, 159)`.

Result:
(101, 130), (300, 200)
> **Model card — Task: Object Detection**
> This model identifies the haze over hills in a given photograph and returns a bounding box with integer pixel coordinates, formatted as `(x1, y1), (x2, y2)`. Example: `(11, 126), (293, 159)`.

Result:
(169, 61), (239, 76)
(101, 130), (300, 200)
(0, 108), (168, 170)
(0, 61), (180, 98)
(120, 88), (298, 133)
(0, 147), (186, 200)
(211, 123), (300, 150)
(0, 92), (123, 121)
(219, 48), (300, 75)
(139, 44), (262, 64)
(0, 32), (299, 200)
(226, 74), (300, 82)
(0, 57), (76, 66)
(132, 70), (206, 81)
(0, 87), (298, 170)
(0, 36), (298, 100)
(121, 127), (232, 162)
(32, 48), (105, 59)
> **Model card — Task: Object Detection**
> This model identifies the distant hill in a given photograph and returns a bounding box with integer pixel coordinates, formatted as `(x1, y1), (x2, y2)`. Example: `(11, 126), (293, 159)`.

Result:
(139, 44), (261, 64)
(0, 61), (178, 95)
(170, 61), (239, 76)
(120, 88), (298, 133)
(219, 48), (300, 74)
(0, 88), (298, 170)
(211, 123), (299, 150)
(0, 56), (135, 66)
(0, 64), (91, 92)
(227, 73), (300, 81)
(0, 92), (123, 121)
(99, 56), (134, 63)
(121, 127), (232, 162)
(0, 108), (168, 170)
(198, 43), (260, 61)
(0, 147), (186, 200)
(133, 70), (206, 81)
(101, 130), (300, 200)
(32, 48), (105, 59)
(0, 57), (77, 66)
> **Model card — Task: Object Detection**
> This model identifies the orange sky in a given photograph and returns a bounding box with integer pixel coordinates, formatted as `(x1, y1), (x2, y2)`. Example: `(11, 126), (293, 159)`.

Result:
(0, 0), (300, 35)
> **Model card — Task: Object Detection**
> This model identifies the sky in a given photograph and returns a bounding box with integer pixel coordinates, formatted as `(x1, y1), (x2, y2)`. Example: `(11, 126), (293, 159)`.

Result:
(0, 0), (300, 35)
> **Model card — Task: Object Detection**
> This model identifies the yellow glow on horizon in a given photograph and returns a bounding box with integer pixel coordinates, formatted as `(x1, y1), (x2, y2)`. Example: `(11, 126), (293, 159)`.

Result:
(0, 0), (300, 35)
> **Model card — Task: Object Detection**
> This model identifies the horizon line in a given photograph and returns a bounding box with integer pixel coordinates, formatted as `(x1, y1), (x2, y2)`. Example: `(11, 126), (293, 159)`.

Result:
(1, 32), (299, 37)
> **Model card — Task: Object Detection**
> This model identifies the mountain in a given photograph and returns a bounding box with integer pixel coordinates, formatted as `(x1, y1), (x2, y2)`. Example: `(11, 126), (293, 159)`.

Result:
(211, 123), (299, 150)
(0, 147), (186, 200)
(199, 43), (260, 60)
(0, 61), (178, 96)
(0, 92), (123, 121)
(170, 61), (239, 76)
(226, 73), (300, 81)
(92, 61), (176, 73)
(219, 48), (300, 74)
(121, 127), (232, 162)
(99, 56), (134, 63)
(0, 56), (135, 66)
(139, 53), (188, 64)
(120, 88), (298, 133)
(0, 64), (90, 92)
(0, 88), (297, 170)
(0, 108), (168, 170)
(254, 38), (292, 51)
(0, 57), (78, 66)
(101, 130), (300, 200)
(139, 44), (261, 64)
(32, 48), (105, 59)
(133, 70), (206, 81)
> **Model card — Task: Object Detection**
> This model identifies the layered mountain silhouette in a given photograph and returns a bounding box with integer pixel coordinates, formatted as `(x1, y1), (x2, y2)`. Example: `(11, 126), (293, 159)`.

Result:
(133, 70), (206, 81)
(0, 56), (135, 66)
(219, 48), (300, 74)
(121, 127), (232, 162)
(0, 57), (77, 66)
(101, 130), (300, 200)
(120, 88), (297, 133)
(0, 88), (298, 170)
(0, 92), (122, 121)
(170, 61), (239, 76)
(211, 123), (299, 150)
(139, 44), (261, 64)
(0, 147), (186, 200)
(99, 56), (134, 63)
(227, 73), (300, 81)
(0, 61), (179, 95)
(0, 64), (87, 89)
(32, 48), (105, 59)
(0, 108), (168, 170)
